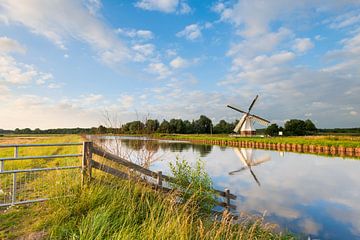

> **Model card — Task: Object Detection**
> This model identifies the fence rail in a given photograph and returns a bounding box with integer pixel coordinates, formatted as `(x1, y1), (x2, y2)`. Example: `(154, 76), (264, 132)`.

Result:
(87, 143), (237, 209)
(0, 142), (83, 172)
(0, 142), (83, 207)
(0, 141), (237, 211)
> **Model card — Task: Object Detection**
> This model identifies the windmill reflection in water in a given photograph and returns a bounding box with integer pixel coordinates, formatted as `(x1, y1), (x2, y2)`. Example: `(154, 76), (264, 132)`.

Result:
(229, 148), (271, 186)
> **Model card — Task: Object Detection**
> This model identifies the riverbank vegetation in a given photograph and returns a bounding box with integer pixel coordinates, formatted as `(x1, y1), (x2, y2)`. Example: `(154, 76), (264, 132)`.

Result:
(154, 134), (360, 148)
(0, 135), (293, 239)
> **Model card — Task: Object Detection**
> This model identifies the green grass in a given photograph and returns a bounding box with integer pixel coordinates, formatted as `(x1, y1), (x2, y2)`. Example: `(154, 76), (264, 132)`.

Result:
(0, 135), (294, 239)
(43, 177), (293, 240)
(153, 134), (360, 148)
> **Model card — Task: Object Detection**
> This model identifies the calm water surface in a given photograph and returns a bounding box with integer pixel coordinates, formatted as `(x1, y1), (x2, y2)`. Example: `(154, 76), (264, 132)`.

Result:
(93, 136), (360, 240)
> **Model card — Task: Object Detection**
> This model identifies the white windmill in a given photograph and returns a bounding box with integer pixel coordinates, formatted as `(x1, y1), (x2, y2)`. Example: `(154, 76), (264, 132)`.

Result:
(229, 148), (271, 186)
(227, 95), (270, 136)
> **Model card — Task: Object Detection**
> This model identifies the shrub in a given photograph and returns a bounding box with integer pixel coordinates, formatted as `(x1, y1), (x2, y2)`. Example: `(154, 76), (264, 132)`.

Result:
(169, 159), (216, 215)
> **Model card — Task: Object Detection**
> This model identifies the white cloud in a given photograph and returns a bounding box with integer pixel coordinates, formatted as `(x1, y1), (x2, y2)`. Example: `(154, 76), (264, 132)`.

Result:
(215, 0), (360, 38)
(116, 28), (154, 40)
(213, 1), (360, 128)
(216, 0), (299, 37)
(166, 49), (177, 57)
(0, 0), (129, 65)
(170, 56), (188, 69)
(36, 73), (53, 85)
(84, 0), (102, 15)
(132, 43), (155, 62)
(81, 93), (103, 104)
(204, 22), (213, 29)
(227, 27), (292, 57)
(47, 82), (62, 89)
(292, 38), (314, 53)
(176, 24), (202, 41)
(0, 36), (26, 54)
(14, 95), (50, 108)
(211, 2), (226, 13)
(350, 111), (358, 116)
(135, 0), (178, 13)
(228, 51), (295, 75)
(146, 62), (171, 79)
(118, 94), (134, 109)
(135, 0), (191, 14)
(0, 84), (10, 96)
(328, 10), (360, 29)
(0, 94), (104, 129)
(0, 54), (52, 85)
(315, 35), (324, 41)
(179, 2), (191, 14)
(137, 30), (154, 40)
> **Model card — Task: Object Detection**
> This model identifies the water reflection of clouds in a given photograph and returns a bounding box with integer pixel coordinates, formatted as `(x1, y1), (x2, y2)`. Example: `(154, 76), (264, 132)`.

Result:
(99, 137), (360, 239)
(221, 149), (360, 239)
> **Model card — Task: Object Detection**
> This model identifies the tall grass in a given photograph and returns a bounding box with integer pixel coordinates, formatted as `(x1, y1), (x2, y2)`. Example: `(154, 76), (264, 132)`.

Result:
(43, 176), (293, 240)
(1, 135), (294, 239)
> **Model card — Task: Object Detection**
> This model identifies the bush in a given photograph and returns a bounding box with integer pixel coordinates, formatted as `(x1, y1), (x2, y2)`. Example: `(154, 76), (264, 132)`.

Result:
(169, 159), (216, 215)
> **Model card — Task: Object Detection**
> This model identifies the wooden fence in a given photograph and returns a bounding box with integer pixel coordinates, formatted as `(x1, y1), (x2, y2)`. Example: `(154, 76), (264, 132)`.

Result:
(82, 142), (237, 210)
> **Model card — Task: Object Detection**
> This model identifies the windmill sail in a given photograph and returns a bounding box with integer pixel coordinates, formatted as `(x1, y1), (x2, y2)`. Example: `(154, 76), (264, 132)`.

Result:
(249, 115), (270, 126)
(248, 95), (258, 111)
(234, 116), (246, 132)
(227, 94), (269, 135)
(227, 105), (247, 114)
(229, 148), (271, 186)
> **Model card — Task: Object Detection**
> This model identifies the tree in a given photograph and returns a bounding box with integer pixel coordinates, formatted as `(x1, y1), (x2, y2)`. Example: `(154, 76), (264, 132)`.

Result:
(213, 120), (233, 134)
(193, 115), (212, 134)
(97, 125), (107, 134)
(284, 119), (307, 136)
(169, 119), (185, 133)
(183, 120), (194, 134)
(158, 120), (171, 133)
(128, 121), (144, 134)
(145, 119), (159, 133)
(34, 128), (41, 134)
(304, 119), (317, 133)
(265, 123), (280, 136)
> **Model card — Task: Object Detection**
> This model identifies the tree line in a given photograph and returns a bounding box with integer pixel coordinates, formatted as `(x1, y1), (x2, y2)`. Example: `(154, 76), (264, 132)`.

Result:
(264, 119), (317, 136)
(0, 116), (327, 136)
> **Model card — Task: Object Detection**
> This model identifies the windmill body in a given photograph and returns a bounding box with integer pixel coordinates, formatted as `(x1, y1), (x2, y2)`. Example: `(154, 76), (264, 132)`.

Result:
(236, 115), (256, 136)
(227, 95), (270, 136)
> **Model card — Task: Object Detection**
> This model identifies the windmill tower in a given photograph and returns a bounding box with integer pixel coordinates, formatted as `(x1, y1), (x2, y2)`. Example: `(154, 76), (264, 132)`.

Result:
(227, 95), (270, 136)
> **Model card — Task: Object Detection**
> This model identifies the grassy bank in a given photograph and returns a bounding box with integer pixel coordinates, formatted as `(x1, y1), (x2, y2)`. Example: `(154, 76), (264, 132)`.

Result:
(153, 134), (360, 148)
(0, 135), (293, 239)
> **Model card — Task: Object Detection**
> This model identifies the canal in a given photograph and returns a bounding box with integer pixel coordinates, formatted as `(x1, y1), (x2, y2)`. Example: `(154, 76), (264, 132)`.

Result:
(92, 136), (360, 239)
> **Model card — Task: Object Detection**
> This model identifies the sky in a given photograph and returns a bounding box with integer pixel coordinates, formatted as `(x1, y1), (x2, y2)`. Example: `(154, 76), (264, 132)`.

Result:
(0, 0), (359, 129)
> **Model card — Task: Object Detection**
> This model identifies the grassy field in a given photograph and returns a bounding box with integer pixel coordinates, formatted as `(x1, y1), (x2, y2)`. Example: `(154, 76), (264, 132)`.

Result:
(153, 134), (360, 148)
(0, 135), (294, 239)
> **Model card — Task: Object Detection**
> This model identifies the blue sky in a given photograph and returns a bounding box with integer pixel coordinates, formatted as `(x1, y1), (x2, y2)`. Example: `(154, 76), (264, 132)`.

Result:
(0, 0), (359, 129)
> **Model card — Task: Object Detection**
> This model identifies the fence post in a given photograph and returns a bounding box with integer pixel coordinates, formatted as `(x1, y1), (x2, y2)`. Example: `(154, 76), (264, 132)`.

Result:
(12, 173), (17, 206)
(14, 146), (19, 158)
(0, 160), (3, 172)
(82, 142), (93, 185)
(225, 188), (230, 211)
(157, 171), (162, 190)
